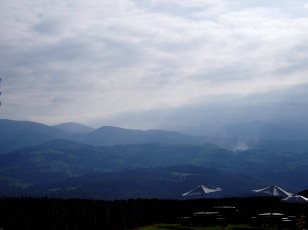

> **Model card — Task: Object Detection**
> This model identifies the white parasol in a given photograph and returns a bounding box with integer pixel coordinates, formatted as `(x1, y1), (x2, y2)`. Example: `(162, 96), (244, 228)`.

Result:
(282, 195), (308, 203)
(182, 185), (222, 198)
(252, 184), (293, 198)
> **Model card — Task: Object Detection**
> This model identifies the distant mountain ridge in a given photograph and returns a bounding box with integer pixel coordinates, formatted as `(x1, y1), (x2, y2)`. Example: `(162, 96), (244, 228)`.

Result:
(72, 126), (204, 146)
(53, 122), (94, 133)
(0, 119), (70, 154)
(2, 119), (308, 154)
(0, 119), (206, 153)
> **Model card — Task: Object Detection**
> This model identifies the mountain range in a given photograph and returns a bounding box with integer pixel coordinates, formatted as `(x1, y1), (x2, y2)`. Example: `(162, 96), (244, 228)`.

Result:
(0, 119), (205, 154)
(2, 119), (308, 154)
(0, 119), (307, 199)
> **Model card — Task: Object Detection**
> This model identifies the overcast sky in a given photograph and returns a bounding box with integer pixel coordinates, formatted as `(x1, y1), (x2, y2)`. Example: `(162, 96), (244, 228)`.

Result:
(1, 0), (308, 130)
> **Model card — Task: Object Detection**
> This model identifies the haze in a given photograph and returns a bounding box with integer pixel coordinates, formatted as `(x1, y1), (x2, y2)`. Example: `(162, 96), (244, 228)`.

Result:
(1, 0), (308, 130)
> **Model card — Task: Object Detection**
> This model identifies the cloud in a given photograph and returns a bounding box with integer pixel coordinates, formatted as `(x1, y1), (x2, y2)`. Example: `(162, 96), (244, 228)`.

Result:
(94, 82), (308, 130)
(148, 0), (228, 16)
(1, 0), (308, 128)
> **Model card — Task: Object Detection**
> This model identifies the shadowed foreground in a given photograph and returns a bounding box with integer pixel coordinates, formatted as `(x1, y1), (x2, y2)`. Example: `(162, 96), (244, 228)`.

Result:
(0, 196), (307, 230)
(135, 223), (277, 230)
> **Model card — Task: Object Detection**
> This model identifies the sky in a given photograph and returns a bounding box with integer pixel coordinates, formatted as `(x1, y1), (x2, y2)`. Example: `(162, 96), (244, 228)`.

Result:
(1, 0), (308, 130)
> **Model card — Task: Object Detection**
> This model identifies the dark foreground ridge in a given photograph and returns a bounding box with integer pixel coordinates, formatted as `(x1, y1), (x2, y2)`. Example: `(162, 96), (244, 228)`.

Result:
(0, 196), (307, 230)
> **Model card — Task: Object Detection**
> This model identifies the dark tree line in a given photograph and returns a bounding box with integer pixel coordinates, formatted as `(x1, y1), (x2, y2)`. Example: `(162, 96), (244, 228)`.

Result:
(0, 196), (307, 230)
(0, 197), (182, 230)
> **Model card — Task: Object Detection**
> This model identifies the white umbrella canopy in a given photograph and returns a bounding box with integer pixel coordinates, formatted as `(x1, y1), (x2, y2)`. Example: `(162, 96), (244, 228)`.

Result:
(182, 185), (222, 197)
(252, 184), (293, 198)
(282, 195), (308, 203)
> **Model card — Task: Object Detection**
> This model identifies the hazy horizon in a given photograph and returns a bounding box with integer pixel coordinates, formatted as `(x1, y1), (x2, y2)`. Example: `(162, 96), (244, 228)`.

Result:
(1, 0), (308, 130)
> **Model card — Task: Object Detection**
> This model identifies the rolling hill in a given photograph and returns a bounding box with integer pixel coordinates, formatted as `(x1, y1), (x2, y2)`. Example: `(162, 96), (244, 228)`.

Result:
(0, 139), (307, 199)
(0, 119), (71, 154)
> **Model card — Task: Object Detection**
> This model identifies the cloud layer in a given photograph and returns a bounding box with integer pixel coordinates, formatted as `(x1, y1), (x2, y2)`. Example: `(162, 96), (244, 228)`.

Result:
(1, 0), (308, 129)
